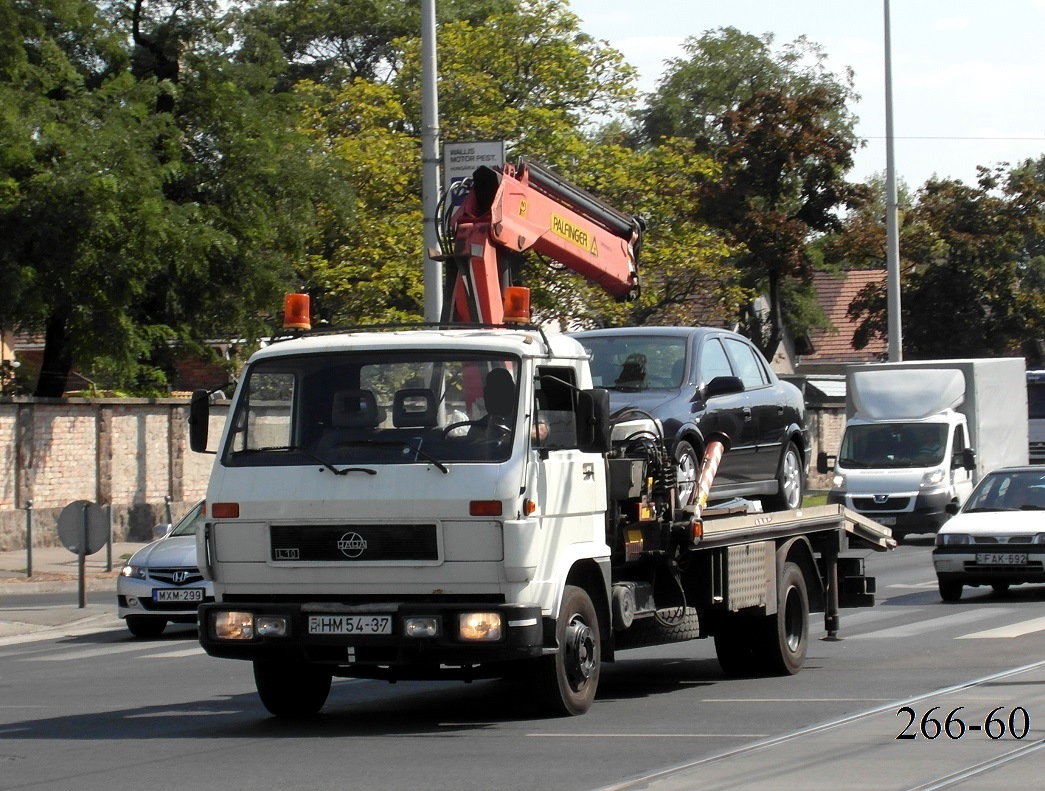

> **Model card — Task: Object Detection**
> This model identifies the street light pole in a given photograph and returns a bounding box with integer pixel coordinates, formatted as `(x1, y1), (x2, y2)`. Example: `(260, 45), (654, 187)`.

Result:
(884, 0), (903, 361)
(421, 0), (443, 322)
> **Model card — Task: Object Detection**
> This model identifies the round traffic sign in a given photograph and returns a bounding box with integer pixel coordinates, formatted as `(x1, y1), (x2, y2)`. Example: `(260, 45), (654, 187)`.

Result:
(57, 500), (109, 556)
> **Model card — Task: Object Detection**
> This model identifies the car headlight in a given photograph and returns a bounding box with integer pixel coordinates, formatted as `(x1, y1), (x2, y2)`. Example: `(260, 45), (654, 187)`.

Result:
(1033, 533), (1045, 545)
(935, 533), (970, 546)
(921, 468), (946, 488)
(831, 472), (847, 489)
(121, 565), (146, 579)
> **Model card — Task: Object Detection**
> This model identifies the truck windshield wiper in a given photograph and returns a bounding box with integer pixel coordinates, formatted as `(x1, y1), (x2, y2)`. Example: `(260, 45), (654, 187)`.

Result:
(233, 445), (377, 477)
(335, 439), (449, 474)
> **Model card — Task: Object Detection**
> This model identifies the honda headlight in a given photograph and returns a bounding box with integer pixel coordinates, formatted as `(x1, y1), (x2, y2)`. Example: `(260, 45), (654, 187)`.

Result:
(121, 564), (146, 580)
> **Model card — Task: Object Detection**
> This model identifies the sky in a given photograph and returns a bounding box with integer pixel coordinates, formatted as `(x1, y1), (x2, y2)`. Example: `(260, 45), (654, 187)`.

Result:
(567, 0), (1045, 189)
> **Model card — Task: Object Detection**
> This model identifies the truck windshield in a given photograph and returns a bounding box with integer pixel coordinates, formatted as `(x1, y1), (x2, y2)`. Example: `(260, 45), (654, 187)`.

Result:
(222, 351), (522, 467)
(838, 422), (949, 469)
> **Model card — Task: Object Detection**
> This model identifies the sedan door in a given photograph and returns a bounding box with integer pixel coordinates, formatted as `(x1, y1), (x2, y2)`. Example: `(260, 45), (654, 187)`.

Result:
(696, 337), (758, 486)
(721, 337), (783, 481)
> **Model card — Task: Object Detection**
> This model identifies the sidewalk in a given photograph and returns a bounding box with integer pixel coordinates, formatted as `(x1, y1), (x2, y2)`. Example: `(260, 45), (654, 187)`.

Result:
(0, 541), (148, 641)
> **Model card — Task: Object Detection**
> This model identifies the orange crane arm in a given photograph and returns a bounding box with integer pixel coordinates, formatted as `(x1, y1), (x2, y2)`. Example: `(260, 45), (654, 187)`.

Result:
(442, 160), (643, 325)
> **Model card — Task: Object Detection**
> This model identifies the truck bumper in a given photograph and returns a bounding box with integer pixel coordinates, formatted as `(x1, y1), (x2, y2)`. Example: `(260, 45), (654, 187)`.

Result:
(198, 601), (545, 677)
(827, 488), (953, 537)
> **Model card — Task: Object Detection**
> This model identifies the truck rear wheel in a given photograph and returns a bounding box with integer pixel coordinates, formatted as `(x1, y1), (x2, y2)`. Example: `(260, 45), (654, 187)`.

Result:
(253, 660), (332, 718)
(715, 562), (808, 677)
(760, 562), (808, 675)
(534, 585), (600, 716)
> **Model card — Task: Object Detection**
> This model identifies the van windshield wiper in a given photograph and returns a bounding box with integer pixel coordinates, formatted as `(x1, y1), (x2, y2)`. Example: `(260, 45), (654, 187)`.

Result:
(233, 445), (377, 476)
(334, 439), (449, 474)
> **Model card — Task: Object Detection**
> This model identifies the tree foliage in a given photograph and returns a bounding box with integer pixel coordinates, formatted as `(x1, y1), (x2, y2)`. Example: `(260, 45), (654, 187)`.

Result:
(845, 163), (1045, 360)
(640, 27), (865, 356)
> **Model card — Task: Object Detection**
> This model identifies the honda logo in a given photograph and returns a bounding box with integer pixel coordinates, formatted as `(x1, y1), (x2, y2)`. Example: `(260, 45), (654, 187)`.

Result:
(172, 570), (190, 584)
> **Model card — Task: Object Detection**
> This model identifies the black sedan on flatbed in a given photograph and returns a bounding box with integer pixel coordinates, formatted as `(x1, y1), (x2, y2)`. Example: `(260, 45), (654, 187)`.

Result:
(570, 327), (810, 511)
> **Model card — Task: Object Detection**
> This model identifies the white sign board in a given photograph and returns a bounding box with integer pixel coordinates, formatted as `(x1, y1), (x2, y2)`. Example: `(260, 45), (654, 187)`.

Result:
(443, 141), (505, 184)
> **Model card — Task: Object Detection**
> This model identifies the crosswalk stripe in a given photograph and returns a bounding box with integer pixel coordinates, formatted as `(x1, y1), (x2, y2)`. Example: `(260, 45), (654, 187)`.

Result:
(30, 642), (175, 661)
(958, 616), (1045, 639)
(847, 607), (1009, 639)
(147, 646), (205, 659)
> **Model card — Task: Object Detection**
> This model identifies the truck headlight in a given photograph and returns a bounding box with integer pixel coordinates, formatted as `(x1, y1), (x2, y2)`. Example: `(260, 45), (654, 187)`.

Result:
(935, 533), (970, 546)
(921, 468), (946, 488)
(212, 611), (255, 640)
(458, 612), (502, 642)
(1033, 533), (1045, 544)
(404, 616), (439, 638)
(831, 473), (846, 489)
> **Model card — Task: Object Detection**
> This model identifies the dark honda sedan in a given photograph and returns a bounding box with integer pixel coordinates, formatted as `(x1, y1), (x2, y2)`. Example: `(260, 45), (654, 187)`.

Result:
(571, 327), (810, 511)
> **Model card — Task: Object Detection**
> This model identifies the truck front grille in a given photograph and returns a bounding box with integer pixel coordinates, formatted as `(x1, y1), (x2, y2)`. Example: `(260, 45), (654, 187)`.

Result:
(270, 524), (439, 562)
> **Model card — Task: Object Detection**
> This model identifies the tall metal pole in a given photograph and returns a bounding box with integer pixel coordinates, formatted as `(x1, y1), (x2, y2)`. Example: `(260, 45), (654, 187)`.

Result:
(884, 0), (903, 361)
(421, 0), (443, 322)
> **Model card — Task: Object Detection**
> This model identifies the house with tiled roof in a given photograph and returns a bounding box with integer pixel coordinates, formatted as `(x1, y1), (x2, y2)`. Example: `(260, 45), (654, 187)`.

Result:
(797, 269), (888, 375)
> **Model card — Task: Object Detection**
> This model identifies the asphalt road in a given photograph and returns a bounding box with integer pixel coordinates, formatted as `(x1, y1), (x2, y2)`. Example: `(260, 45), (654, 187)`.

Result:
(2, 539), (1044, 791)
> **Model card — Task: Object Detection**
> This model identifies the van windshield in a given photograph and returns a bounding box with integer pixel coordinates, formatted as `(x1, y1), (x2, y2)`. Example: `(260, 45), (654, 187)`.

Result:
(221, 351), (521, 467)
(838, 422), (949, 468)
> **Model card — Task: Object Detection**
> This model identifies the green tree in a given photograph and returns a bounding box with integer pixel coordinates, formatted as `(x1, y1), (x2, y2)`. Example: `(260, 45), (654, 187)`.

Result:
(0, 0), (351, 395)
(847, 165), (1045, 359)
(640, 27), (865, 356)
(297, 0), (642, 325)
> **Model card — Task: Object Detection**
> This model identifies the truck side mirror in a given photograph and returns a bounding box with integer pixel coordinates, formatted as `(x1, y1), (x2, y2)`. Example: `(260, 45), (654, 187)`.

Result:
(960, 447), (976, 471)
(576, 388), (611, 454)
(816, 451), (832, 475)
(189, 389), (211, 453)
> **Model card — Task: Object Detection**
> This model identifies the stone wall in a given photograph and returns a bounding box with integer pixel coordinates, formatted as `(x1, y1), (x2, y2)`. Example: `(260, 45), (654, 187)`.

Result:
(0, 397), (845, 552)
(0, 398), (228, 551)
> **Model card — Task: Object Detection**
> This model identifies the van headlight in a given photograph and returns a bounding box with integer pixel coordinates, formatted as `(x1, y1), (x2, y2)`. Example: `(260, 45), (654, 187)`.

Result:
(921, 468), (946, 488)
(831, 473), (847, 489)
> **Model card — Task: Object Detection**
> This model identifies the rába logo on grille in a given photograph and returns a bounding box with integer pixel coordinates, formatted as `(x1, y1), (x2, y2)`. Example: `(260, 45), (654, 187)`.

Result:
(337, 532), (367, 558)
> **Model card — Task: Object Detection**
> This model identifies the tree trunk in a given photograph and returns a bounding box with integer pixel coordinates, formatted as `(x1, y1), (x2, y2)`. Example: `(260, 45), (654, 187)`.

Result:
(34, 313), (73, 398)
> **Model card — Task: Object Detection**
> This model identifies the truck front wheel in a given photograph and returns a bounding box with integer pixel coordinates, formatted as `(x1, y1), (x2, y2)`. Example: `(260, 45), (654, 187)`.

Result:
(534, 585), (601, 716)
(253, 660), (332, 718)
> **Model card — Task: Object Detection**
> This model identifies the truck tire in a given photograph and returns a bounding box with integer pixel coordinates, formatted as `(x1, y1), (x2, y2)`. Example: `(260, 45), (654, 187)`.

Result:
(125, 616), (167, 638)
(533, 585), (601, 716)
(615, 608), (700, 649)
(764, 442), (803, 511)
(253, 660), (332, 718)
(760, 562), (809, 675)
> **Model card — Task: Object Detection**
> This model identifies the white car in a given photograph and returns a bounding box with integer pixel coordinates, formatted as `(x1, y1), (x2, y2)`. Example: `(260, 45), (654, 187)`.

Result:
(117, 501), (213, 637)
(932, 467), (1045, 601)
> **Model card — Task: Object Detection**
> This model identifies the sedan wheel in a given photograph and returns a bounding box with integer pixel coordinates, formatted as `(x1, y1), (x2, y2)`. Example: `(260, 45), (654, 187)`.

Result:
(674, 440), (699, 509)
(764, 442), (803, 511)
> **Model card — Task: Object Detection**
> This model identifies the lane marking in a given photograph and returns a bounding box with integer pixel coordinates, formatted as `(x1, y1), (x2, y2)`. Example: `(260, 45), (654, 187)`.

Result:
(958, 615), (1045, 639)
(146, 646), (205, 659)
(847, 607), (1007, 639)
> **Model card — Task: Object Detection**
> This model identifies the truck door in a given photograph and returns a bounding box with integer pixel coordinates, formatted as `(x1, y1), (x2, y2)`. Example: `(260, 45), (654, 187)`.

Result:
(951, 422), (974, 504)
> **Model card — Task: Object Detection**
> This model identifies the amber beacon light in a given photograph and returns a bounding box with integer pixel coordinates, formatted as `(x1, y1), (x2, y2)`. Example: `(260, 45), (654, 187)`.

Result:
(502, 286), (531, 323)
(283, 293), (311, 330)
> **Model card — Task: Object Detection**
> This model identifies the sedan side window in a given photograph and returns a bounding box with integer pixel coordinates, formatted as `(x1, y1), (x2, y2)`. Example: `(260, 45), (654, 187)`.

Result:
(723, 338), (769, 389)
(698, 339), (734, 387)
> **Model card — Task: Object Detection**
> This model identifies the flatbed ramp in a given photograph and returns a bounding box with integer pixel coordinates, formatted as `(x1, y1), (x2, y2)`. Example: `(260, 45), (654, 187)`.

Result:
(595, 660), (1045, 791)
(698, 504), (896, 552)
